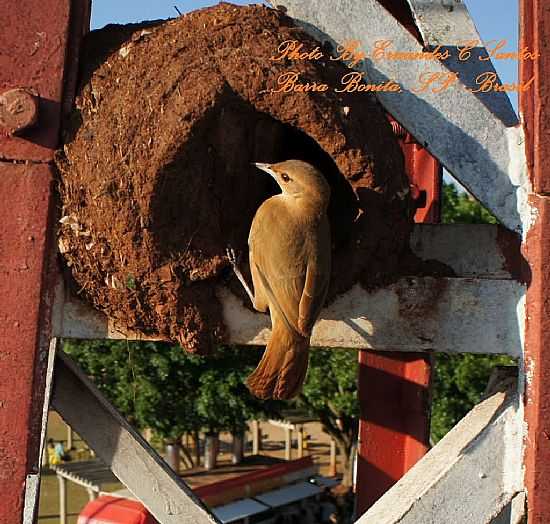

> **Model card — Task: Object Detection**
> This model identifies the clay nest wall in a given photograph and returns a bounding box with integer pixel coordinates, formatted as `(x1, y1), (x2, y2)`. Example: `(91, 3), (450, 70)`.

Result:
(56, 3), (414, 354)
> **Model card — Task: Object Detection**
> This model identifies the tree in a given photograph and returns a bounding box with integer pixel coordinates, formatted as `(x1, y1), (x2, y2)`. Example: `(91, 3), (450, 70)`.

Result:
(431, 353), (513, 442)
(298, 348), (358, 488)
(64, 340), (203, 440)
(195, 357), (271, 435)
(441, 182), (497, 224)
(63, 340), (276, 465)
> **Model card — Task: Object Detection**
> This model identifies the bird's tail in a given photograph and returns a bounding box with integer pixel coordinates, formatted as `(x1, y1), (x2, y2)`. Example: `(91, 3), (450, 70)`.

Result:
(246, 320), (310, 400)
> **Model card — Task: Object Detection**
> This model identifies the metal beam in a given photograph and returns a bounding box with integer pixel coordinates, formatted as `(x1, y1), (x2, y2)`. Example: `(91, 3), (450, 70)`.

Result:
(0, 1), (89, 521)
(57, 276), (524, 356)
(409, 224), (520, 280)
(520, 1), (550, 520)
(23, 339), (57, 524)
(404, 0), (518, 127)
(405, 0), (479, 45)
(224, 277), (524, 355)
(51, 351), (219, 524)
(0, 162), (60, 524)
(272, 0), (529, 232)
(356, 351), (431, 515)
(55, 225), (524, 356)
(357, 383), (524, 523)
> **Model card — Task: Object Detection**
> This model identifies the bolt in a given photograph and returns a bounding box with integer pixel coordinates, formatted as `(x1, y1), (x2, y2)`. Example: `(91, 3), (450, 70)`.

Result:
(0, 88), (39, 136)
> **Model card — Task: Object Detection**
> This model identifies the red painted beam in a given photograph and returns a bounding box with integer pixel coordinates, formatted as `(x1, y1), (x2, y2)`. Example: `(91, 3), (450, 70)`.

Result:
(356, 351), (431, 511)
(0, 0), (71, 161)
(520, 0), (550, 195)
(0, 164), (58, 523)
(405, 142), (442, 224)
(0, 0), (89, 521)
(520, 1), (550, 523)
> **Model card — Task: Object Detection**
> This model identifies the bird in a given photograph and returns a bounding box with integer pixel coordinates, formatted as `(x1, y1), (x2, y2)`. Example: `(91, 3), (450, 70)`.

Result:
(227, 159), (331, 400)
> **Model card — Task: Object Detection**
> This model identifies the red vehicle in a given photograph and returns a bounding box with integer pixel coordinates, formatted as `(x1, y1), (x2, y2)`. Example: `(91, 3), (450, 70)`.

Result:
(78, 496), (157, 524)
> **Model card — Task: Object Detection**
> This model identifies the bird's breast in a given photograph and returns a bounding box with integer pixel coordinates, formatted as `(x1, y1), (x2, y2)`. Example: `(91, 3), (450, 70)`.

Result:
(249, 196), (329, 278)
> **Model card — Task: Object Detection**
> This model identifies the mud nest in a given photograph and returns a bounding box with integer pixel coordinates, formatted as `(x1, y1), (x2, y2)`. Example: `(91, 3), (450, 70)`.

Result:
(56, 3), (413, 354)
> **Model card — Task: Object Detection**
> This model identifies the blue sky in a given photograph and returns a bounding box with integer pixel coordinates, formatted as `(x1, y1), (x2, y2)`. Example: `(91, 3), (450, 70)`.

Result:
(91, 0), (520, 111)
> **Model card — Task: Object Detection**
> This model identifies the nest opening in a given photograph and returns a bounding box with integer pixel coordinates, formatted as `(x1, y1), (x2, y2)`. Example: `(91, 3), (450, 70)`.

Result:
(149, 104), (358, 275)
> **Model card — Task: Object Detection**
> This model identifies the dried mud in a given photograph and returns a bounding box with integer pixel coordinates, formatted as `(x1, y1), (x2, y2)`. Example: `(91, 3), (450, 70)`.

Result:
(56, 3), (413, 353)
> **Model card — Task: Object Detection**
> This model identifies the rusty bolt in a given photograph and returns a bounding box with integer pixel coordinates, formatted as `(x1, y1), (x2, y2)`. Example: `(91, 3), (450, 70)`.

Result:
(0, 88), (39, 136)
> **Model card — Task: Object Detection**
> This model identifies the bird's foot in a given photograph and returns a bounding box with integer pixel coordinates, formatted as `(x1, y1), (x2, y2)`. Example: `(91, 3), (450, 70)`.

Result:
(226, 246), (241, 270)
(225, 245), (255, 306)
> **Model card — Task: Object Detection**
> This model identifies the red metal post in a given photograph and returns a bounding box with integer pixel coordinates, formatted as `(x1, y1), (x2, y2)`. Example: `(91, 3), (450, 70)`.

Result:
(0, 1), (89, 522)
(0, 164), (59, 522)
(520, 1), (550, 523)
(356, 351), (432, 509)
(355, 129), (440, 515)
(405, 143), (441, 224)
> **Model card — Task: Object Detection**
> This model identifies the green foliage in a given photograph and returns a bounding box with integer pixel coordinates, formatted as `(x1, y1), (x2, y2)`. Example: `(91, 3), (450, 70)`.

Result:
(431, 353), (514, 442)
(299, 348), (358, 487)
(63, 340), (274, 440)
(300, 349), (358, 420)
(442, 182), (498, 225)
(195, 349), (279, 434)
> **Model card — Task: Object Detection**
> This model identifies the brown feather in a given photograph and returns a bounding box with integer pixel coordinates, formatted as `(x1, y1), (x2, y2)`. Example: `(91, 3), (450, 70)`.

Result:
(246, 160), (331, 399)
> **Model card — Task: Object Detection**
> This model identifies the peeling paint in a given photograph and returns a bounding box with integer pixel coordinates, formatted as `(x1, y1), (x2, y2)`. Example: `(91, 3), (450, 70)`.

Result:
(515, 292), (527, 360)
(506, 126), (536, 237)
(524, 356), (536, 393)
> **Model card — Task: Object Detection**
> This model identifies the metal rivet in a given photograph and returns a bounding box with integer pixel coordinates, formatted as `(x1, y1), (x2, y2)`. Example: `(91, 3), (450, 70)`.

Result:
(0, 88), (39, 136)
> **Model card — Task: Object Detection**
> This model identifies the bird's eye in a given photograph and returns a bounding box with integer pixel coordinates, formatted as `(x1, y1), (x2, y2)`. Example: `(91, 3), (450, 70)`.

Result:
(281, 173), (291, 182)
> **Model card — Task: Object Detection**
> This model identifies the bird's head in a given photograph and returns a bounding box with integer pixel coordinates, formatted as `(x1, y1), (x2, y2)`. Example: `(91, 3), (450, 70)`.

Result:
(253, 160), (331, 208)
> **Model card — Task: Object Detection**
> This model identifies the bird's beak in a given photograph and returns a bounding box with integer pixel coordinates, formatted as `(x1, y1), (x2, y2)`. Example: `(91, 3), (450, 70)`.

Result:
(253, 162), (277, 180)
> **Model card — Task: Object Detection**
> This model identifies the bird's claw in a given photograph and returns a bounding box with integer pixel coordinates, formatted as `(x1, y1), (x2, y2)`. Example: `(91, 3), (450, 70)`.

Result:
(226, 246), (241, 268)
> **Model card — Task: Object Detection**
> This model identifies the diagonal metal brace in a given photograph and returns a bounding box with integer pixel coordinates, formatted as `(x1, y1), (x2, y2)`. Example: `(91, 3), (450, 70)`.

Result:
(51, 351), (220, 524)
(273, 0), (530, 233)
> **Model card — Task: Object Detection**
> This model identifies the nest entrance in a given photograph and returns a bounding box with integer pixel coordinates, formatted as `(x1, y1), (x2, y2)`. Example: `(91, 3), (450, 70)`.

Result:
(57, 3), (412, 353)
(149, 106), (359, 271)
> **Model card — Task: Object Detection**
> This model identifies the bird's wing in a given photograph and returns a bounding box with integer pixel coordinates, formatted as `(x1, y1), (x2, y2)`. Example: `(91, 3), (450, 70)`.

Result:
(298, 218), (331, 335)
(252, 262), (303, 335)
(298, 263), (330, 335)
(249, 201), (305, 335)
(249, 250), (269, 312)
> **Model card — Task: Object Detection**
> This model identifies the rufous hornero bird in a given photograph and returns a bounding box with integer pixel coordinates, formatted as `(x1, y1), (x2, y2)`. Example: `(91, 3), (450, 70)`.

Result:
(227, 160), (331, 400)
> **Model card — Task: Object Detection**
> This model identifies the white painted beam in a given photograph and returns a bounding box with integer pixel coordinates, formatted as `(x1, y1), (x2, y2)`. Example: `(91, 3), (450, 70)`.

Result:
(410, 224), (520, 279)
(57, 276), (524, 356)
(23, 339), (57, 524)
(222, 278), (524, 356)
(405, 0), (480, 46)
(357, 385), (524, 524)
(404, 0), (518, 127)
(51, 352), (220, 524)
(272, 0), (529, 232)
(55, 225), (524, 356)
